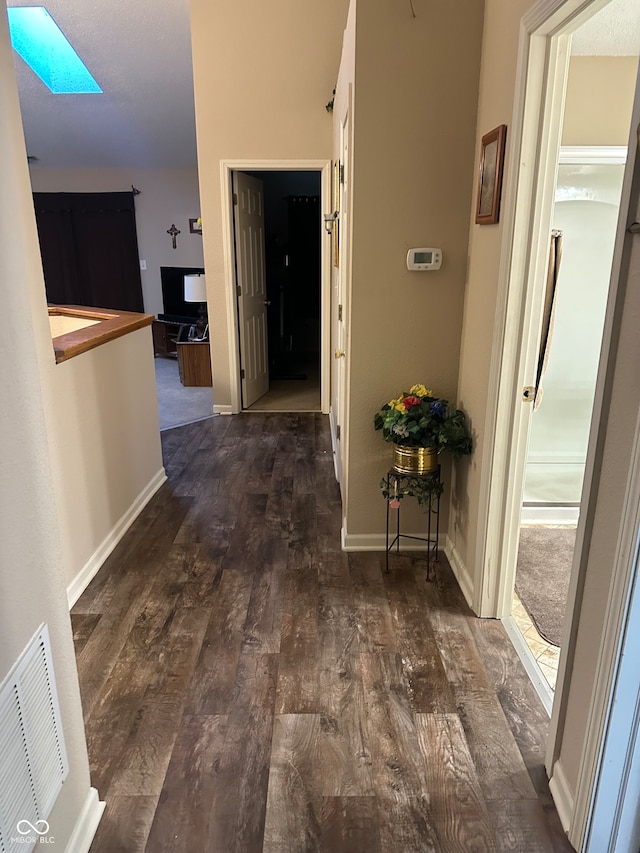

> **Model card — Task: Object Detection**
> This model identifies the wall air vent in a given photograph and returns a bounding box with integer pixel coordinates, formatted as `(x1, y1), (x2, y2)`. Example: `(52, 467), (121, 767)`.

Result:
(0, 625), (69, 853)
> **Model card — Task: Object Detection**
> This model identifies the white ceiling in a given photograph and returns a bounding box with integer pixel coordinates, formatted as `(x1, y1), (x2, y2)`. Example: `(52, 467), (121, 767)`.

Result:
(5, 0), (639, 170)
(572, 0), (640, 55)
(7, 0), (198, 168)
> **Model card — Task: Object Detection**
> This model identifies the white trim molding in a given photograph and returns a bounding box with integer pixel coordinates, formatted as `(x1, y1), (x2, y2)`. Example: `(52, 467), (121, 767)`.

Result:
(340, 530), (472, 607)
(520, 505), (580, 525)
(550, 45), (640, 849)
(160, 413), (215, 432)
(66, 467), (166, 608)
(63, 787), (105, 853)
(560, 146), (627, 165)
(549, 760), (575, 834)
(213, 403), (234, 415)
(476, 24), (572, 620)
(219, 159), (332, 416)
(502, 616), (554, 715)
(522, 0), (614, 34)
(341, 528), (443, 553)
(573, 407), (640, 848)
(443, 537), (474, 608)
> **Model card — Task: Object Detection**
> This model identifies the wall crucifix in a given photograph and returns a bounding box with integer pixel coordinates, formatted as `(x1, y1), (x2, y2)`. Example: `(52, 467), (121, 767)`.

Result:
(167, 223), (181, 249)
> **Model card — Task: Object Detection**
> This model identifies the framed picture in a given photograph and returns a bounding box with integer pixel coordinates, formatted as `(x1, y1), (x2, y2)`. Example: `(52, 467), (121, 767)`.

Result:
(189, 218), (202, 234)
(475, 124), (507, 225)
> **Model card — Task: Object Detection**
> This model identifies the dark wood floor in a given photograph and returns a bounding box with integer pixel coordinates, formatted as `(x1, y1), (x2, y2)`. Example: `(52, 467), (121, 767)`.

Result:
(73, 413), (574, 852)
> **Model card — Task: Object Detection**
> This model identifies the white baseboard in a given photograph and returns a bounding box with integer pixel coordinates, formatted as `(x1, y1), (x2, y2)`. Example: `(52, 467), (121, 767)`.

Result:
(64, 787), (105, 853)
(549, 759), (574, 835)
(213, 404), (233, 415)
(443, 536), (474, 608)
(521, 505), (579, 525)
(502, 616), (553, 715)
(67, 467), (167, 608)
(160, 412), (215, 431)
(341, 528), (442, 552)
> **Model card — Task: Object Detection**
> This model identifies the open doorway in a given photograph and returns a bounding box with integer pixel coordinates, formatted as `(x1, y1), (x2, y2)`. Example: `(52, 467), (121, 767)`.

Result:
(232, 169), (322, 412)
(512, 147), (628, 698)
(476, 0), (639, 713)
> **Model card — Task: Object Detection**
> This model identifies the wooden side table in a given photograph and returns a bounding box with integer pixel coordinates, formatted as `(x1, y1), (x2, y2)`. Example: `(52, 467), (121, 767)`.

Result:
(152, 319), (181, 356)
(176, 341), (212, 387)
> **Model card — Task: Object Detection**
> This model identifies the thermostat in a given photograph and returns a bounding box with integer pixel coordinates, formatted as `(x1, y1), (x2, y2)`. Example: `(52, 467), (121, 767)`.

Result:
(406, 247), (442, 271)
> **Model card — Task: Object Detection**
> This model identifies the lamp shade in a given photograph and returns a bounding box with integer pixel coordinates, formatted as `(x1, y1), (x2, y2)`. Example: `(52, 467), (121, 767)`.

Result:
(184, 274), (207, 302)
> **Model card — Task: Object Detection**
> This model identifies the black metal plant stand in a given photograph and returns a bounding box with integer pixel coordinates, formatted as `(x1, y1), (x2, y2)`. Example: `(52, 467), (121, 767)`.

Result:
(385, 466), (441, 580)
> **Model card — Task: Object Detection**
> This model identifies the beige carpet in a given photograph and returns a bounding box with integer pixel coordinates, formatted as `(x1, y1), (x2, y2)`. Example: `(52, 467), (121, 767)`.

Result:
(246, 378), (320, 412)
(515, 526), (576, 647)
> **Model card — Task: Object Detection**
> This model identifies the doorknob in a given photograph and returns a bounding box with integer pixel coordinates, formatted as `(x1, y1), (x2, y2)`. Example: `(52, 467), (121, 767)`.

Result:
(335, 349), (346, 359)
(264, 300), (272, 306)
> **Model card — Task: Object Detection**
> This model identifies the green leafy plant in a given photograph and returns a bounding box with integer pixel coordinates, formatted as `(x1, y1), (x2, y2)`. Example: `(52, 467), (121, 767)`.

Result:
(381, 471), (443, 507)
(373, 383), (472, 455)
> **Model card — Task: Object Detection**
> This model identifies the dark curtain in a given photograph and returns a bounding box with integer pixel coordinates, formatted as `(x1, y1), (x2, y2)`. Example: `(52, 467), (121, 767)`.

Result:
(33, 192), (144, 312)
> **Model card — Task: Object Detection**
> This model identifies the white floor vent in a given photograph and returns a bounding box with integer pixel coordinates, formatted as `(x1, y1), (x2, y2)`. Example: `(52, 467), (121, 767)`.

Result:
(0, 625), (69, 853)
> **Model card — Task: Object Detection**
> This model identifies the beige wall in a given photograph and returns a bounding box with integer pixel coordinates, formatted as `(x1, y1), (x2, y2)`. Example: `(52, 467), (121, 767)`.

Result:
(449, 0), (532, 590)
(0, 14), (96, 847)
(452, 23), (639, 588)
(452, 0), (639, 819)
(29, 167), (204, 317)
(47, 328), (165, 595)
(189, 0), (349, 408)
(342, 0), (484, 539)
(26, 174), (167, 600)
(562, 55), (638, 146)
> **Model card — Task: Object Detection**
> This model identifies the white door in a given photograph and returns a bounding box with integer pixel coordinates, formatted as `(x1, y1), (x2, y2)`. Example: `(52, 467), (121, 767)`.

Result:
(233, 171), (269, 407)
(332, 105), (351, 488)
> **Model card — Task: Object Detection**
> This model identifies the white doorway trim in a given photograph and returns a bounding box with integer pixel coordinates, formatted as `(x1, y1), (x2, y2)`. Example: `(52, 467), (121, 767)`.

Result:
(582, 408), (640, 852)
(519, 142), (626, 531)
(473, 0), (639, 845)
(475, 7), (574, 622)
(474, 0), (620, 620)
(570, 106), (640, 850)
(560, 145), (627, 164)
(219, 159), (332, 415)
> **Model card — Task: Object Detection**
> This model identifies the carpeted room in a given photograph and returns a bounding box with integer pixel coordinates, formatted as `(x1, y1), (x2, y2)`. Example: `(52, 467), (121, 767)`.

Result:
(154, 356), (214, 431)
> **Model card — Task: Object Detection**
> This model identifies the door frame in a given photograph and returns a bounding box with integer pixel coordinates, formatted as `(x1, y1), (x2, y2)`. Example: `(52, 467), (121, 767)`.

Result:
(517, 143), (626, 533)
(331, 89), (353, 490)
(473, 0), (640, 844)
(220, 159), (331, 414)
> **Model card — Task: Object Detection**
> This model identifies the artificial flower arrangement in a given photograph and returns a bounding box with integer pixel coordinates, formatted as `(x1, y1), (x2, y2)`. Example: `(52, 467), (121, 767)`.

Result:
(374, 383), (472, 455)
(374, 383), (472, 505)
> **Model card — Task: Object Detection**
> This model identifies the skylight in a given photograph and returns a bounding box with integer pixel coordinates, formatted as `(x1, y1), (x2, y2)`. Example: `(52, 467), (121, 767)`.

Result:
(7, 6), (102, 94)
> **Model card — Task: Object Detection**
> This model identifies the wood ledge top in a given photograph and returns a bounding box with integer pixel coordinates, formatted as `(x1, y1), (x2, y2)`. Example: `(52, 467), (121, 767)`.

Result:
(50, 305), (154, 364)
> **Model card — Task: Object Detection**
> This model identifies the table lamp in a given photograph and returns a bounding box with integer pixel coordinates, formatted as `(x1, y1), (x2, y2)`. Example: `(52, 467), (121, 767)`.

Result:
(184, 274), (207, 339)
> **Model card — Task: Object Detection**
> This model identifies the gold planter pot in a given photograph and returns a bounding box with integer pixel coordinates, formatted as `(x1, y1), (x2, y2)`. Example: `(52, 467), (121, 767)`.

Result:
(392, 444), (438, 475)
